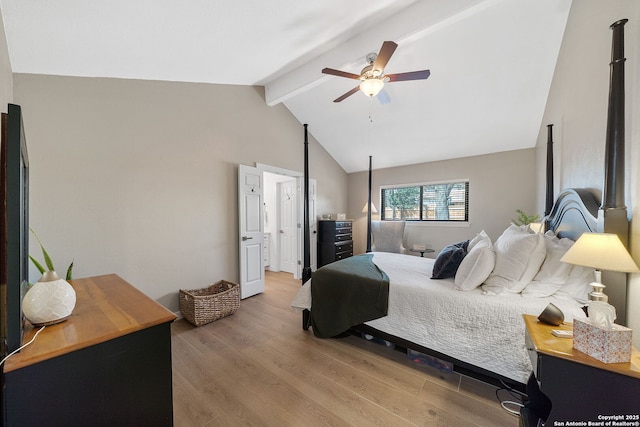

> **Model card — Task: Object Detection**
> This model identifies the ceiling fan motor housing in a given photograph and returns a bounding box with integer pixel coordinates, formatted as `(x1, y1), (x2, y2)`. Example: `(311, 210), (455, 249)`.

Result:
(321, 41), (430, 102)
(361, 63), (382, 79)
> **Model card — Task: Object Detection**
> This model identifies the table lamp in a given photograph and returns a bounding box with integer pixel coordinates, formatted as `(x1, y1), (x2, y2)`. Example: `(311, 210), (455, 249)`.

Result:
(362, 202), (377, 214)
(529, 222), (544, 233)
(560, 232), (639, 301)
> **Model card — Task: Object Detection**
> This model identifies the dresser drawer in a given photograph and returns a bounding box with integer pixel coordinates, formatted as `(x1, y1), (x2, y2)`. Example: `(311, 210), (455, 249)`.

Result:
(335, 241), (353, 253)
(336, 241), (353, 261)
(335, 233), (352, 242)
(336, 250), (353, 261)
(336, 225), (352, 234)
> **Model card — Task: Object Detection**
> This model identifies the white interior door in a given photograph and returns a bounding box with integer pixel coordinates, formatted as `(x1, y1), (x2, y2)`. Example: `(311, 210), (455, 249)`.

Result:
(297, 177), (317, 278)
(238, 164), (264, 299)
(279, 180), (297, 274)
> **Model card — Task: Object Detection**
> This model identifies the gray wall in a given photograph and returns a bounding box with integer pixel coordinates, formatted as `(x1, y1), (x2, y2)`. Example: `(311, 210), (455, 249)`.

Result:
(0, 6), (12, 110)
(348, 148), (537, 256)
(13, 74), (348, 312)
(534, 0), (640, 346)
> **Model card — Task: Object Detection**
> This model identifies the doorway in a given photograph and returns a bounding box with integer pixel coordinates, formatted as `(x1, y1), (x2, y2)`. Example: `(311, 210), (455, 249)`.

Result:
(263, 172), (295, 273)
(258, 163), (316, 280)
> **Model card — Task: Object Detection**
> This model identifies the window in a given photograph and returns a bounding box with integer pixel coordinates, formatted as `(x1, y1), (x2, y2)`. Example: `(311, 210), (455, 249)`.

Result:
(380, 180), (469, 222)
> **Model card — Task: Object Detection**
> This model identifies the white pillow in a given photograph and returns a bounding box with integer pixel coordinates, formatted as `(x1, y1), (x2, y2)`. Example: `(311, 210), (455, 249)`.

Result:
(523, 235), (593, 299)
(482, 224), (546, 294)
(468, 230), (492, 252)
(521, 280), (564, 298)
(455, 239), (495, 291)
(532, 235), (574, 284)
(555, 265), (595, 303)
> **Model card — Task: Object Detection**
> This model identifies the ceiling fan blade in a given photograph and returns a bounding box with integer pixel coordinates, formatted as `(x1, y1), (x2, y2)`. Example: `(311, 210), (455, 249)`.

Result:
(377, 88), (391, 105)
(386, 69), (431, 82)
(322, 68), (361, 80)
(373, 41), (398, 72)
(333, 86), (360, 103)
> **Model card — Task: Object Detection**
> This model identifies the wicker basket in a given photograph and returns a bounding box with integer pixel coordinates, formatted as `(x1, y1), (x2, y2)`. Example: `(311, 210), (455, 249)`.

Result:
(179, 280), (240, 326)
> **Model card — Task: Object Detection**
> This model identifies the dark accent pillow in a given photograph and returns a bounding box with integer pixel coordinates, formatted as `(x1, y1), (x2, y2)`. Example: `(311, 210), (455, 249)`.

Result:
(431, 240), (469, 279)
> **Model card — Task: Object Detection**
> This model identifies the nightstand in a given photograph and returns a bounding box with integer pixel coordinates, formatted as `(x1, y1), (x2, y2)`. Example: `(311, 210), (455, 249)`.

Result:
(522, 314), (640, 426)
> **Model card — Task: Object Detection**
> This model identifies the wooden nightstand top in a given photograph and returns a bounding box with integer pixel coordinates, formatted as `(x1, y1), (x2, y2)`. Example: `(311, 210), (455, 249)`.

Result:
(523, 314), (640, 380)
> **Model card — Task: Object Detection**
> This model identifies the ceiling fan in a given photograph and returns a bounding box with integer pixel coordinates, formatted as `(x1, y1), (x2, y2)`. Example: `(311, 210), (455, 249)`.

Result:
(322, 41), (430, 103)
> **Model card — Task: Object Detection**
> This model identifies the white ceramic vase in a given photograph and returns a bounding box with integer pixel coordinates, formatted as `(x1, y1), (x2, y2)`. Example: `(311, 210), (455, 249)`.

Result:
(22, 271), (76, 326)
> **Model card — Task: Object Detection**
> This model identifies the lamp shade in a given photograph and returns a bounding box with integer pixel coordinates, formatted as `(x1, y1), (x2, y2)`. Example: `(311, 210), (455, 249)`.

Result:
(359, 78), (384, 97)
(529, 222), (543, 233)
(362, 202), (378, 213)
(560, 233), (640, 273)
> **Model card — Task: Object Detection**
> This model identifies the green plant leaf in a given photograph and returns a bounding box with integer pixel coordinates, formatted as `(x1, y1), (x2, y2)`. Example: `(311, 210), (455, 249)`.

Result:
(29, 255), (46, 274)
(30, 228), (56, 271)
(512, 210), (541, 226)
(65, 261), (74, 281)
(29, 228), (76, 279)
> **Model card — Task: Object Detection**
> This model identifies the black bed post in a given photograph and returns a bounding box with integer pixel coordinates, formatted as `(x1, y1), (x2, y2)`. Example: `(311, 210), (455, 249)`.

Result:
(599, 18), (630, 325)
(366, 156), (373, 253)
(544, 124), (554, 226)
(601, 19), (628, 216)
(543, 124), (554, 232)
(302, 124), (312, 330)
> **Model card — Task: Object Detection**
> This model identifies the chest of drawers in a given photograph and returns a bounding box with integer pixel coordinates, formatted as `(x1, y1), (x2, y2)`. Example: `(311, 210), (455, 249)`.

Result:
(317, 220), (353, 267)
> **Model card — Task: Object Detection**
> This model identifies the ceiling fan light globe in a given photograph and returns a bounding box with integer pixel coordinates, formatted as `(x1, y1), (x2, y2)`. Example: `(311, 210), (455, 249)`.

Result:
(360, 78), (384, 97)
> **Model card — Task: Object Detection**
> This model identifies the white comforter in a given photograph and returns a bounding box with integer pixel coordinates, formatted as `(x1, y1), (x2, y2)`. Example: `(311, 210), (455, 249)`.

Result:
(292, 252), (586, 384)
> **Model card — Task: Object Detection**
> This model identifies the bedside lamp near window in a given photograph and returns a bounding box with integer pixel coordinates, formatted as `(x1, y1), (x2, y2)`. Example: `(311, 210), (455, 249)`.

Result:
(560, 232), (639, 302)
(362, 202), (378, 214)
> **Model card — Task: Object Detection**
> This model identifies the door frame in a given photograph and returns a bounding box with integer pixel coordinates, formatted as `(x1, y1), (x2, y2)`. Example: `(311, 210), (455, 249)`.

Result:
(256, 163), (307, 279)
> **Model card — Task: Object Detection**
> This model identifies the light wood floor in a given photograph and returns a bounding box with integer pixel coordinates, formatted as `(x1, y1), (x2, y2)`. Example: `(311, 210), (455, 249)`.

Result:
(171, 271), (521, 426)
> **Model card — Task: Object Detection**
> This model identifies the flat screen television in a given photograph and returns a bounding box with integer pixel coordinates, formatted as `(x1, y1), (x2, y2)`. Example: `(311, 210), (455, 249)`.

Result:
(1, 103), (29, 356)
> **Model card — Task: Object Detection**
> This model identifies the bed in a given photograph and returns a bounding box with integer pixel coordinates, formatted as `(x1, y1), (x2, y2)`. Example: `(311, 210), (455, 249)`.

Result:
(335, 251), (589, 384)
(293, 215), (598, 385)
(295, 21), (631, 388)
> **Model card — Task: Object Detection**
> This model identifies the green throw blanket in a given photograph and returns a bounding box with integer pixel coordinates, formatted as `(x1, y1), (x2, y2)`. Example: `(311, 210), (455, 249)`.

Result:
(310, 254), (390, 338)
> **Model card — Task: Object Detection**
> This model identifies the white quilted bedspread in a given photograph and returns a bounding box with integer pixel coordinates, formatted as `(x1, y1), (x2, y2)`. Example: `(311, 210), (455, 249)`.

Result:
(293, 252), (586, 384)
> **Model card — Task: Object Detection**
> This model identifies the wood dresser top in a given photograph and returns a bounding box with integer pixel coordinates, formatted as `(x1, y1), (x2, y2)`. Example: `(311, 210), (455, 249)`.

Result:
(523, 314), (640, 380)
(4, 274), (176, 372)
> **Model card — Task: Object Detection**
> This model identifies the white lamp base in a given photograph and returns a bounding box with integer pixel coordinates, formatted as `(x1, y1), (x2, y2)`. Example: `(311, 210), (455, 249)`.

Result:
(22, 274), (76, 326)
(588, 282), (608, 302)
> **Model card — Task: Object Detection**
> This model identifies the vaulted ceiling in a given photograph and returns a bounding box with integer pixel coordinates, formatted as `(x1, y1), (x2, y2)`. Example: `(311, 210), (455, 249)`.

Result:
(0, 0), (572, 172)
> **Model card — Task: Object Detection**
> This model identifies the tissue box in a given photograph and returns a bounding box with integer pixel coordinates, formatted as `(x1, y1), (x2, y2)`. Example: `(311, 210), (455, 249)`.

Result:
(573, 318), (632, 363)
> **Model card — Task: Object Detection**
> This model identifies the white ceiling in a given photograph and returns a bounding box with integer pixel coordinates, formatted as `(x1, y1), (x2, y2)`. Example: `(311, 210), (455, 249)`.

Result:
(0, 0), (572, 173)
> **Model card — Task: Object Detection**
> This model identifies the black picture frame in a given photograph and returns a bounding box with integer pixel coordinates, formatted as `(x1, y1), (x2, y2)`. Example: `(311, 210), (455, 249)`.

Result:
(1, 103), (29, 356)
